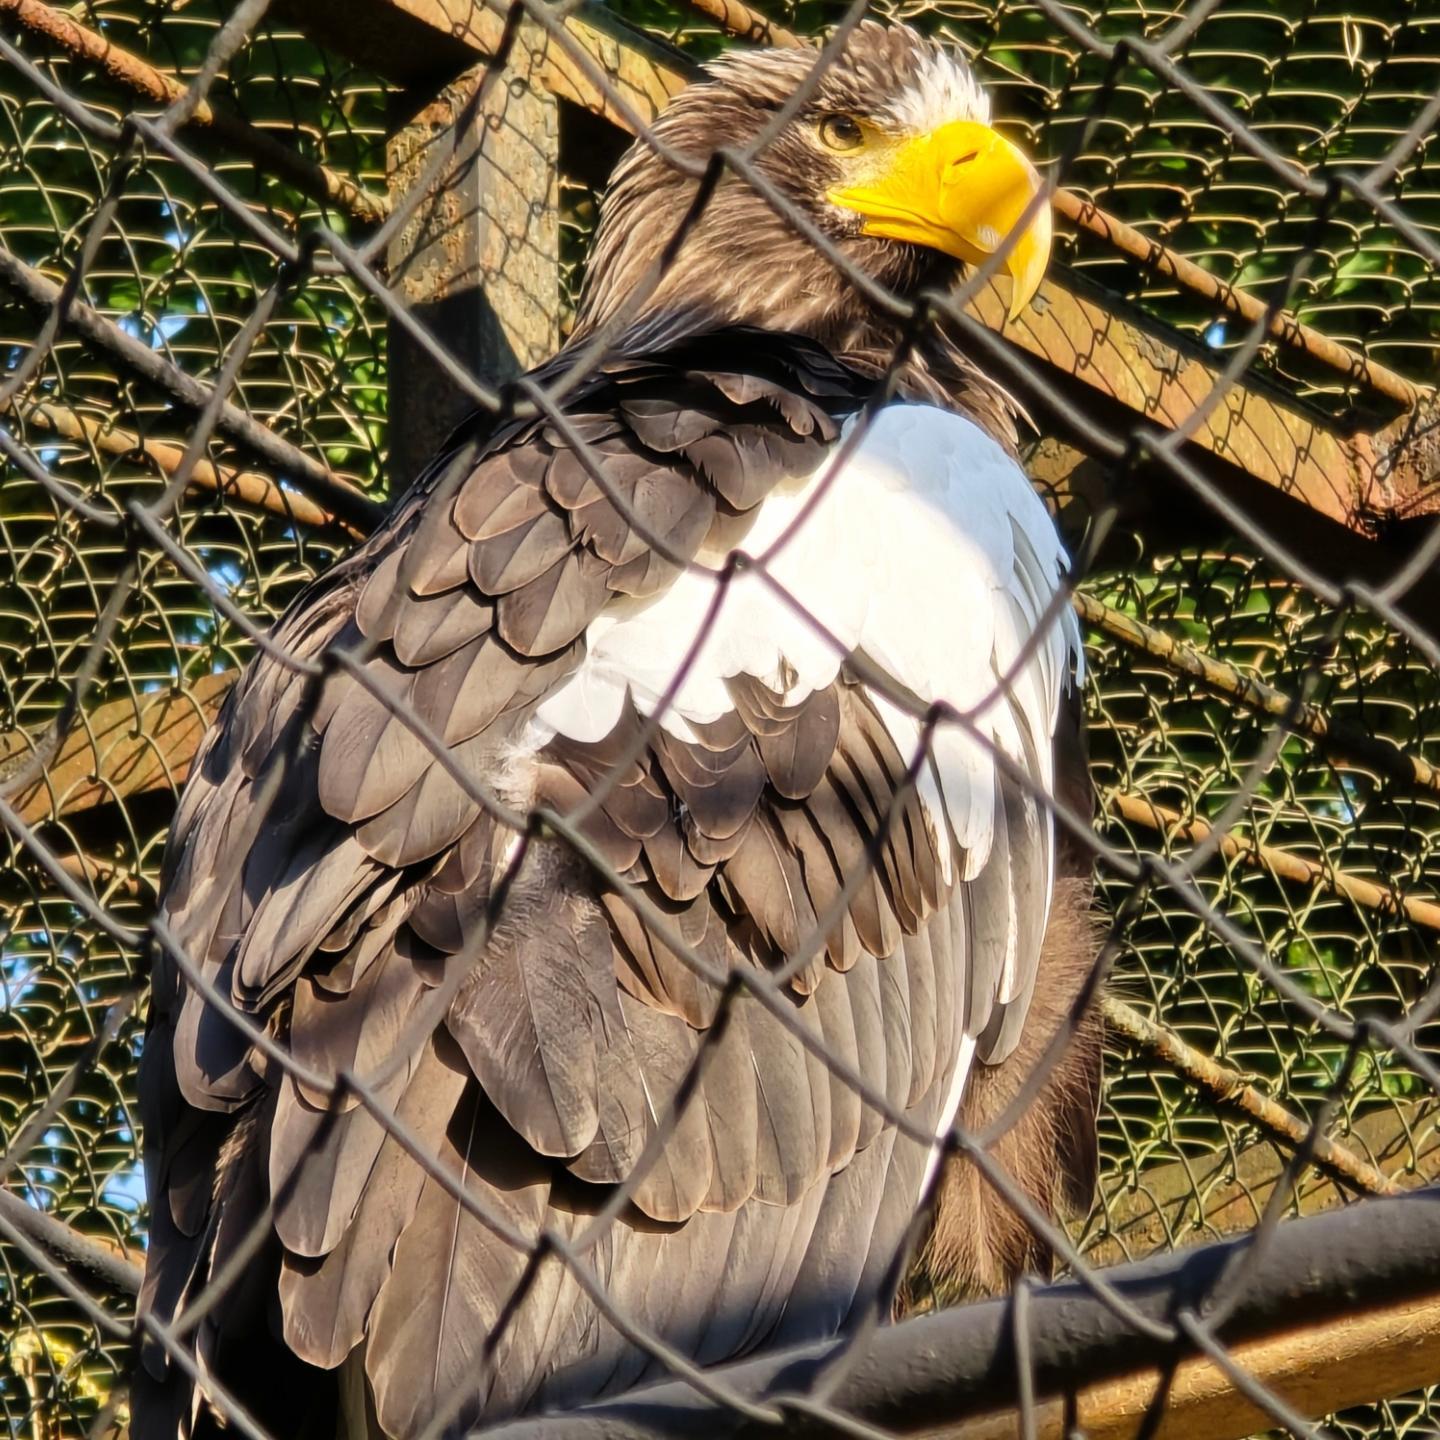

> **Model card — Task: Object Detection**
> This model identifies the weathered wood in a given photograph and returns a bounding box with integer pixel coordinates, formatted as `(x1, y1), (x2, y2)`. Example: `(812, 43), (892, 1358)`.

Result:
(282, 0), (1439, 541)
(278, 0), (689, 125)
(942, 1288), (1440, 1440)
(386, 38), (559, 487)
(0, 672), (234, 826)
(970, 273), (1438, 535)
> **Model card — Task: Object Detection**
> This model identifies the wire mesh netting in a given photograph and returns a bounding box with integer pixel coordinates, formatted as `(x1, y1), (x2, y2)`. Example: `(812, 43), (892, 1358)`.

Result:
(1, 0), (1439, 1436)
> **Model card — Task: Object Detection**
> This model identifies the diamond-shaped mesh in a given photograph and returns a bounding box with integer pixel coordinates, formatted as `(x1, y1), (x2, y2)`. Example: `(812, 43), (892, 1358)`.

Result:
(2, 1), (1438, 1436)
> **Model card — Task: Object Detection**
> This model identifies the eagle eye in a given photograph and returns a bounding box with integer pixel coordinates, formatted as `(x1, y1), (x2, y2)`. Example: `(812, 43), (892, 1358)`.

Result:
(818, 114), (865, 153)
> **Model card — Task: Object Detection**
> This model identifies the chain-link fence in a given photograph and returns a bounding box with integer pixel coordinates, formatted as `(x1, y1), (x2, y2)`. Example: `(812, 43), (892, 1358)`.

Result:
(1, 0), (1439, 1436)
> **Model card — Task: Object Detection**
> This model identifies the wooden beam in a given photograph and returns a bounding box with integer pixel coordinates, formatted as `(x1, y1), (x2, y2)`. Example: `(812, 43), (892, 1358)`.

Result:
(386, 38), (560, 487)
(1085, 1100), (1440, 1270)
(277, 0), (689, 124)
(970, 275), (1385, 533)
(942, 1288), (1440, 1440)
(0, 672), (234, 827)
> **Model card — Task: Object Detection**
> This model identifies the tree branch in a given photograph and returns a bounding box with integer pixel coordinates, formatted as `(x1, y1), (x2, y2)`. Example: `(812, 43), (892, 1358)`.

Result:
(1102, 996), (1397, 1197)
(1108, 790), (1440, 932)
(0, 249), (385, 535)
(0, 1191), (141, 1300)
(0, 0), (388, 227)
(671, 0), (804, 47)
(13, 399), (367, 537)
(1076, 591), (1440, 798)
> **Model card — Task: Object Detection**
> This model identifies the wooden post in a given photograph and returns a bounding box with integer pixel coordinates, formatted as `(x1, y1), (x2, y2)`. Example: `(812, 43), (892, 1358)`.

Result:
(386, 35), (559, 489)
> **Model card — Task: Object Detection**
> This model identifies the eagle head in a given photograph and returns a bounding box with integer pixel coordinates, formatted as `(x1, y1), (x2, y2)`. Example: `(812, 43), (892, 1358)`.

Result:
(575, 21), (1051, 348)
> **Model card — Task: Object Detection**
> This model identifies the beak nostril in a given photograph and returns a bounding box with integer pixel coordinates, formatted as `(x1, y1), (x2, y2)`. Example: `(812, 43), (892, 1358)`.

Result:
(948, 150), (979, 170)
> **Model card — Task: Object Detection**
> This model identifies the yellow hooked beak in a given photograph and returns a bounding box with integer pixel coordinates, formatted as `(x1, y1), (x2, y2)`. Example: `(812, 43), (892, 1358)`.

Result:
(828, 120), (1052, 322)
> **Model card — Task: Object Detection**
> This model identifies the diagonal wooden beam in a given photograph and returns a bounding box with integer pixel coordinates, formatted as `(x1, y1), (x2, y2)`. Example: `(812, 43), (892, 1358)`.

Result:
(276, 0), (689, 126)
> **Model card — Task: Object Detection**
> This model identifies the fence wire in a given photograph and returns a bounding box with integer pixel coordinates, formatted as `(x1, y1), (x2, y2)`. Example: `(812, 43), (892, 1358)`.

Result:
(1, 0), (1438, 1438)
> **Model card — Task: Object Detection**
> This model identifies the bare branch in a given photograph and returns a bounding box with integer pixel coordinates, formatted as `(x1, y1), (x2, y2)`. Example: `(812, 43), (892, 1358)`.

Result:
(0, 249), (384, 534)
(1109, 790), (1440, 932)
(12, 400), (367, 537)
(673, 0), (804, 48)
(0, 1191), (142, 1300)
(1076, 591), (1440, 798)
(0, 0), (389, 226)
(1102, 997), (1398, 1198)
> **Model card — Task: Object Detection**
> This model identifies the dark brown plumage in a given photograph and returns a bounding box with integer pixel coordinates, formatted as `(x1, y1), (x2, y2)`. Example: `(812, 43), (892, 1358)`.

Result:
(136, 22), (1098, 1440)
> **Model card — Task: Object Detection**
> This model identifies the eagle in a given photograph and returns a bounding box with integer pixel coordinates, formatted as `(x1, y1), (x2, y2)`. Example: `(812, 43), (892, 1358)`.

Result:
(136, 21), (1101, 1439)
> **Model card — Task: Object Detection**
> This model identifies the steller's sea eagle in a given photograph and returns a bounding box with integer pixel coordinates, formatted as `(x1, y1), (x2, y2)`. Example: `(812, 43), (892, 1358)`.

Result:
(136, 20), (1101, 1438)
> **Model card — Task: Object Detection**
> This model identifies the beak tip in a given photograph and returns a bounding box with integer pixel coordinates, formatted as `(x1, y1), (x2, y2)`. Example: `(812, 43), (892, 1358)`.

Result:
(1003, 262), (1045, 325)
(1004, 207), (1052, 324)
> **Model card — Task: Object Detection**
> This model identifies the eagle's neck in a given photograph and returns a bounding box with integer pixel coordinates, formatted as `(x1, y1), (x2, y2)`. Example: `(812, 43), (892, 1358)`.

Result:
(568, 291), (1021, 459)
(570, 161), (1021, 453)
(823, 315), (1023, 458)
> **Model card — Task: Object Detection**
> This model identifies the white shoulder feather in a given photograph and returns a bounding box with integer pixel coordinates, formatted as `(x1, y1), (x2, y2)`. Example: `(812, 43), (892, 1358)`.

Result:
(532, 402), (1081, 885)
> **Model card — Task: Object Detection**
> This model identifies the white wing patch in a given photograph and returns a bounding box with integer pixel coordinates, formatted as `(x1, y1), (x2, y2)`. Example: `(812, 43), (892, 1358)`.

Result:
(532, 402), (1081, 891)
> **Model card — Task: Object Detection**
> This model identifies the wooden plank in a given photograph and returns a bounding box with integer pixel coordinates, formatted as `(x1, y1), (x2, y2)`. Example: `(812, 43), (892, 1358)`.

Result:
(277, 0), (690, 121)
(1083, 1100), (1440, 1270)
(386, 39), (560, 486)
(969, 276), (1372, 532)
(0, 673), (234, 826)
(939, 1288), (1440, 1440)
